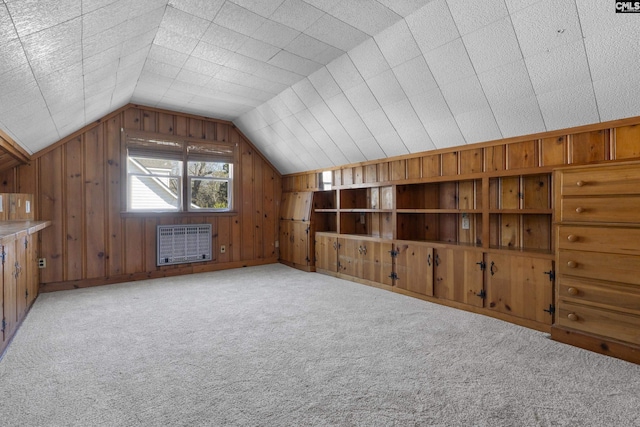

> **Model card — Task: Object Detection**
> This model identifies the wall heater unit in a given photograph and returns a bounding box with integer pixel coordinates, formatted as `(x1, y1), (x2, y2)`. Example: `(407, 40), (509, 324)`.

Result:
(157, 224), (212, 266)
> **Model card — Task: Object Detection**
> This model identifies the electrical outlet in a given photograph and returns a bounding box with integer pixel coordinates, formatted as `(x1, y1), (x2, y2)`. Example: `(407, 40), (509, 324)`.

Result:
(38, 258), (46, 268)
(461, 214), (470, 230)
(25, 201), (31, 213)
(220, 245), (226, 254)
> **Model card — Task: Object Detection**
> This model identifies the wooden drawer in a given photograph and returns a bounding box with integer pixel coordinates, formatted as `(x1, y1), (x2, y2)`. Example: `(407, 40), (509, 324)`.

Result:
(557, 301), (640, 345)
(558, 277), (640, 314)
(557, 225), (640, 255)
(561, 196), (640, 223)
(558, 249), (640, 286)
(561, 164), (640, 196)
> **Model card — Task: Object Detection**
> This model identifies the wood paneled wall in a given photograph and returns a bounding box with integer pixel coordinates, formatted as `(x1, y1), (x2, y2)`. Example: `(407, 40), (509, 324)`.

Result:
(13, 105), (281, 291)
(283, 117), (640, 191)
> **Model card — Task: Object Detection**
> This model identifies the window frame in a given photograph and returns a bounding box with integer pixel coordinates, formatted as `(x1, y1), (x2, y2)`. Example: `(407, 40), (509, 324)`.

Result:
(122, 129), (238, 214)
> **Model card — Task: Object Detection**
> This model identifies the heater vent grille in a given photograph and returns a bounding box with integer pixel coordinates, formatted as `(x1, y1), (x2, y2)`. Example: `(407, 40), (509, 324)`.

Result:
(157, 224), (212, 266)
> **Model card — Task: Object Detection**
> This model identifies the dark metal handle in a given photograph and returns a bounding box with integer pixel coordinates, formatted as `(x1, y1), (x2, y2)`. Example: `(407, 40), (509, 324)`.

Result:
(427, 253), (431, 267)
(435, 254), (440, 266)
(490, 261), (496, 276)
(332, 241), (337, 250)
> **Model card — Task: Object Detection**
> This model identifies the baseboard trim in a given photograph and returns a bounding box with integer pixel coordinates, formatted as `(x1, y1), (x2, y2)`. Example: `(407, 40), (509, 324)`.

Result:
(551, 325), (640, 364)
(39, 258), (279, 293)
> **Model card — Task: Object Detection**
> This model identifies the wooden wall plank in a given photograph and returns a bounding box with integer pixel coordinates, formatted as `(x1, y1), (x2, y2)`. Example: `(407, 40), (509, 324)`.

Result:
(39, 148), (64, 283)
(144, 218), (157, 272)
(142, 110), (157, 132)
(407, 158), (421, 179)
(123, 108), (141, 130)
(570, 130), (608, 164)
(541, 136), (567, 166)
(65, 137), (83, 281)
(441, 152), (458, 176)
(84, 126), (106, 279)
(189, 119), (205, 139)
(459, 149), (483, 175)
(484, 145), (505, 172)
(614, 124), (640, 159)
(423, 154), (440, 177)
(106, 114), (123, 277)
(507, 141), (537, 169)
(239, 133), (255, 261)
(254, 158), (264, 259)
(158, 113), (175, 134)
(263, 163), (277, 259)
(124, 218), (144, 274)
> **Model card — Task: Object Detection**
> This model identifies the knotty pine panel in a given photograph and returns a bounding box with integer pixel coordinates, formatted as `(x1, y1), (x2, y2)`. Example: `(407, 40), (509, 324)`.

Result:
(507, 141), (537, 169)
(570, 130), (608, 164)
(614, 124), (640, 159)
(541, 136), (567, 166)
(20, 105), (280, 289)
(459, 149), (483, 175)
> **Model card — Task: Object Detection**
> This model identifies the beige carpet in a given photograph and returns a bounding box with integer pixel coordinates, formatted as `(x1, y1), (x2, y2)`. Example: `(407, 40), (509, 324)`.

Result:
(0, 263), (638, 426)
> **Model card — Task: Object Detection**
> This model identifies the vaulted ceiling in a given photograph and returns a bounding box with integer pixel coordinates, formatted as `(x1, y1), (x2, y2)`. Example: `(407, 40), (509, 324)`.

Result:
(0, 0), (638, 174)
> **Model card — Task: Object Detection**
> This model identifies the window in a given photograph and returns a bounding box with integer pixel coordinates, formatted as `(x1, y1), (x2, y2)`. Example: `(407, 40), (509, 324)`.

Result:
(319, 170), (332, 190)
(124, 130), (236, 212)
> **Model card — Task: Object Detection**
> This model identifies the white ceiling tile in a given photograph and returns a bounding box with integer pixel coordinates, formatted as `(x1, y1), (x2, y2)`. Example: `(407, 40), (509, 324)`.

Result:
(30, 48), (82, 80)
(376, 0), (432, 16)
(585, 21), (640, 82)
(328, 0), (401, 36)
(406, 0), (459, 53)
(375, 19), (421, 68)
(447, 0), (508, 35)
(228, 0), (285, 17)
(576, 0), (638, 38)
(348, 38), (390, 80)
(393, 55), (437, 97)
(344, 82), (380, 115)
(308, 67), (341, 99)
(137, 70), (175, 90)
(6, 0), (81, 37)
(285, 33), (343, 63)
(267, 96), (293, 118)
(292, 79), (323, 108)
(236, 38), (281, 61)
(0, 63), (35, 96)
(83, 61), (117, 88)
(224, 53), (265, 74)
(82, 0), (129, 38)
(120, 27), (157, 57)
(440, 76), (489, 115)
(253, 62), (303, 85)
(326, 54), (364, 92)
(0, 38), (29, 76)
(308, 128), (349, 166)
(161, 6), (211, 40)
(191, 42), (234, 64)
(175, 68), (212, 86)
(422, 116), (466, 148)
(128, 0), (169, 19)
(463, 16), (522, 74)
(423, 38), (475, 86)
(200, 24), (248, 52)
(127, 5), (165, 37)
(504, 0), (543, 13)
(492, 95), (546, 137)
(454, 108), (502, 143)
(384, 99), (435, 152)
(143, 58), (181, 78)
(366, 69), (406, 107)
(21, 18), (81, 60)
(0, 4), (17, 41)
(252, 20), (300, 48)
(538, 82), (599, 130)
(295, 109), (322, 133)
(478, 59), (534, 105)
(0, 81), (44, 115)
(83, 45), (121, 74)
(360, 108), (409, 157)
(304, 13), (369, 51)
(300, 0), (341, 10)
(269, 51), (320, 75)
(82, 0), (119, 14)
(409, 87), (453, 125)
(349, 134), (386, 161)
(153, 27), (200, 55)
(181, 56), (222, 76)
(326, 93), (358, 121)
(271, 0), (324, 31)
(593, 77), (640, 122)
(526, 39), (591, 95)
(168, 0), (225, 21)
(214, 2), (266, 36)
(82, 21), (128, 58)
(120, 46), (151, 70)
(511, 0), (582, 58)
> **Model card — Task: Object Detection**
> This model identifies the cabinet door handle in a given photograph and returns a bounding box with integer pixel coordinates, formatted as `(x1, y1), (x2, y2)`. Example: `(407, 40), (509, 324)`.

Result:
(567, 261), (577, 268)
(575, 207), (584, 213)
(427, 253), (431, 267)
(576, 181), (585, 187)
(332, 241), (337, 250)
(567, 313), (578, 321)
(567, 234), (578, 242)
(435, 254), (440, 266)
(490, 261), (496, 276)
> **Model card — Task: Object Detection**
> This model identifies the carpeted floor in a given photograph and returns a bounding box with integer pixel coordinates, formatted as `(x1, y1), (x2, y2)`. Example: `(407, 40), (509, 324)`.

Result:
(1, 263), (639, 426)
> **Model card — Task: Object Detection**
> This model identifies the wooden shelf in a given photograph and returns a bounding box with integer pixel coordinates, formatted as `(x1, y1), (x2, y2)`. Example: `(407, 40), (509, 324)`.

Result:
(340, 209), (393, 213)
(314, 208), (337, 213)
(397, 209), (481, 214)
(489, 209), (552, 214)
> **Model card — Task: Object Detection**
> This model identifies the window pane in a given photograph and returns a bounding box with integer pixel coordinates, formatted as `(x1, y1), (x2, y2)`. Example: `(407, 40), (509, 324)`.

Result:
(188, 161), (230, 178)
(130, 176), (180, 210)
(190, 179), (229, 210)
(129, 156), (182, 175)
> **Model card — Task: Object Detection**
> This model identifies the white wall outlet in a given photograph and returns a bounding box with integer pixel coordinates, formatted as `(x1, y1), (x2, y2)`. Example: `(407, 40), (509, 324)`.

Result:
(25, 200), (31, 213)
(275, 240), (279, 248)
(38, 258), (46, 268)
(461, 214), (470, 230)
(220, 245), (226, 254)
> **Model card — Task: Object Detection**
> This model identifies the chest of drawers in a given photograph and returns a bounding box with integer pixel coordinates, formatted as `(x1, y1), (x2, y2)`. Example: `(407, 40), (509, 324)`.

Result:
(552, 161), (640, 363)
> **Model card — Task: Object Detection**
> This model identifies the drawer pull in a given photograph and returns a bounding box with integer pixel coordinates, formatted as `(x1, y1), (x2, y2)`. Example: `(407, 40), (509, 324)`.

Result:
(567, 261), (577, 268)
(567, 234), (578, 242)
(567, 287), (579, 296)
(567, 313), (578, 321)
(575, 207), (584, 213)
(576, 181), (585, 187)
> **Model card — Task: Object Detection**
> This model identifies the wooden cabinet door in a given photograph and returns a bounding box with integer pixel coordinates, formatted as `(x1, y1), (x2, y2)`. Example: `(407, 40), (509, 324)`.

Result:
(280, 221), (311, 267)
(360, 241), (393, 286)
(434, 248), (484, 307)
(26, 234), (38, 308)
(338, 237), (360, 277)
(2, 243), (17, 343)
(395, 242), (434, 296)
(485, 254), (554, 324)
(315, 234), (338, 272)
(15, 236), (28, 322)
